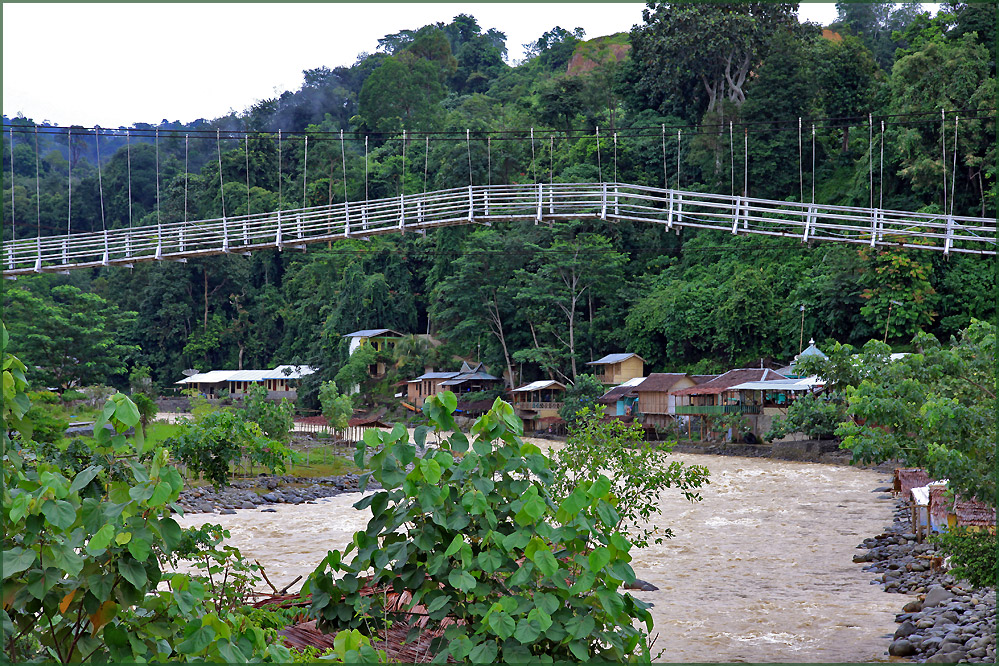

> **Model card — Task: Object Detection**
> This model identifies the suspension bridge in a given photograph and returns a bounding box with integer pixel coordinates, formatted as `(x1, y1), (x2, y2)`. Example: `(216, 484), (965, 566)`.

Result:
(3, 181), (995, 277)
(3, 117), (995, 278)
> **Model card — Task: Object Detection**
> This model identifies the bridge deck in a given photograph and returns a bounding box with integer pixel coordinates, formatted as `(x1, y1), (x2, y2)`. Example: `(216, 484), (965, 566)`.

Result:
(4, 182), (995, 276)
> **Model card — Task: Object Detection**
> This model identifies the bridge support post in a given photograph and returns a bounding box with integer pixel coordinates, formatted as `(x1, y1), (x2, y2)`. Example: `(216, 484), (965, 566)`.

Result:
(536, 184), (543, 224)
(179, 226), (185, 253)
(870, 210), (878, 248)
(614, 183), (620, 217)
(468, 185), (474, 222)
(222, 218), (230, 253)
(276, 212), (283, 251)
(399, 194), (405, 233)
(667, 190), (674, 228)
(732, 197), (742, 234)
(484, 188), (489, 217)
(297, 213), (303, 239)
(944, 216), (954, 255)
(102, 230), (109, 266)
(62, 238), (68, 267)
(803, 204), (815, 243)
(35, 238), (42, 273)
(601, 182), (607, 220)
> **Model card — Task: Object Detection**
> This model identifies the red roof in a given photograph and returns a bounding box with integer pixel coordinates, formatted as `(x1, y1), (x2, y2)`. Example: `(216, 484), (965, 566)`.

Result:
(894, 468), (931, 496)
(953, 498), (996, 527)
(671, 368), (787, 396)
(632, 373), (689, 393)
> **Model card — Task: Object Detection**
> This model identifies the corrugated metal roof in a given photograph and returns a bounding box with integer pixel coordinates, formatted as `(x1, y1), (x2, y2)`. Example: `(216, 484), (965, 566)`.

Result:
(671, 368), (787, 395)
(728, 377), (822, 391)
(587, 352), (644, 366)
(226, 369), (272, 382)
(343, 328), (403, 338)
(265, 365), (316, 379)
(512, 380), (566, 392)
(412, 371), (459, 380)
(175, 370), (241, 384)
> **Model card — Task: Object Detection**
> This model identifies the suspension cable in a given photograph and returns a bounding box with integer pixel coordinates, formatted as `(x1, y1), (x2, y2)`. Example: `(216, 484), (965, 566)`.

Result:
(743, 128), (748, 197)
(245, 133), (251, 215)
(798, 117), (803, 203)
(424, 135), (429, 196)
(184, 134), (189, 223)
(811, 124), (816, 205)
(950, 115), (959, 217)
(613, 132), (618, 184)
(595, 127), (602, 184)
(66, 128), (71, 237)
(278, 129), (283, 211)
(676, 129), (681, 189)
(661, 124), (667, 189)
(941, 109), (947, 215)
(302, 135), (309, 207)
(879, 120), (885, 210)
(730, 122), (735, 197)
(8, 128), (14, 245)
(364, 135), (369, 203)
(466, 129), (473, 187)
(487, 137), (491, 187)
(549, 135), (554, 188)
(95, 129), (106, 232)
(868, 114), (874, 211)
(156, 129), (161, 227)
(126, 130), (132, 230)
(33, 126), (40, 241)
(340, 129), (348, 210)
(216, 129), (226, 220)
(530, 127), (537, 184)
(401, 129), (407, 198)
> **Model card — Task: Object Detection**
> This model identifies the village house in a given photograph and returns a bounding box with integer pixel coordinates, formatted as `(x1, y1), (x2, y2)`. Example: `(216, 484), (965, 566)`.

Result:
(343, 329), (405, 378)
(510, 380), (566, 432)
(586, 353), (645, 385)
(596, 377), (646, 416)
(670, 368), (788, 439)
(406, 361), (501, 405)
(176, 365), (316, 400)
(629, 373), (700, 427)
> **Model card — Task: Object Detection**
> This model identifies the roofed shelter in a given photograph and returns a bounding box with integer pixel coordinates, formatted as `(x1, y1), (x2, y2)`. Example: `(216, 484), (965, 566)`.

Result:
(631, 373), (697, 426)
(586, 353), (645, 385)
(511, 380), (566, 431)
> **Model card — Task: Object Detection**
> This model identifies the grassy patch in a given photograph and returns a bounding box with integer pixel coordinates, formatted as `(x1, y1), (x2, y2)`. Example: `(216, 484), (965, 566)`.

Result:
(145, 421), (181, 446)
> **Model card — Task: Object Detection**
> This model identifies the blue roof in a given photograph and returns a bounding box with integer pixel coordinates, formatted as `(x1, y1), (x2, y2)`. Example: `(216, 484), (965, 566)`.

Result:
(587, 353), (644, 366)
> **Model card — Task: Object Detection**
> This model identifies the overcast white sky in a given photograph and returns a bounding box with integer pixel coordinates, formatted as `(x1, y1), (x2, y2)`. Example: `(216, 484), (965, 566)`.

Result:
(2, 3), (928, 129)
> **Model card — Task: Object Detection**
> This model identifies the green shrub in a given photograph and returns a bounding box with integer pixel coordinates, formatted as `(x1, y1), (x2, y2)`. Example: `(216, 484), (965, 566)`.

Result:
(244, 383), (294, 443)
(21, 404), (69, 445)
(765, 392), (846, 441)
(2, 327), (293, 663)
(308, 392), (655, 662)
(27, 389), (60, 404)
(552, 407), (709, 547)
(932, 528), (998, 589)
(60, 388), (86, 402)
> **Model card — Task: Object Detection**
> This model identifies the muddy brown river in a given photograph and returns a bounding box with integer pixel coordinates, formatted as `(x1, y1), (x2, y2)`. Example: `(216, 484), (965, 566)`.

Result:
(174, 449), (900, 662)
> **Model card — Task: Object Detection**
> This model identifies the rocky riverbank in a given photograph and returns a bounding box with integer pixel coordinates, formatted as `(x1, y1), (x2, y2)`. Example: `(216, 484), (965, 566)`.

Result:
(176, 474), (367, 514)
(856, 494), (996, 663)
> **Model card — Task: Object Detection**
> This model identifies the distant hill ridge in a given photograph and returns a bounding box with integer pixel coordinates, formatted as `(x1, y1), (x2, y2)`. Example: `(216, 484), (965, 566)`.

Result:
(567, 33), (631, 76)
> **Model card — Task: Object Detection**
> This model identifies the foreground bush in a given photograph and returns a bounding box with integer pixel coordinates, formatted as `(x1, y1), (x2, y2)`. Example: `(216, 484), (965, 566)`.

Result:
(932, 528), (998, 589)
(307, 392), (654, 663)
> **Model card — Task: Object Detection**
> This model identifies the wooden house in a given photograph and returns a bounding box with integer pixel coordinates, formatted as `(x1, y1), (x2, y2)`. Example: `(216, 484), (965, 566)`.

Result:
(586, 353), (645, 385)
(511, 380), (566, 431)
(630, 373), (698, 427)
(176, 365), (315, 400)
(670, 368), (787, 415)
(343, 329), (405, 378)
(596, 377), (646, 416)
(406, 362), (501, 405)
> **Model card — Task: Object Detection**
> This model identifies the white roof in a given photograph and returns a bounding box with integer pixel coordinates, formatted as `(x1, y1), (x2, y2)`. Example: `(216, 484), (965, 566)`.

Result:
(729, 376), (824, 391)
(910, 481), (949, 506)
(618, 376), (646, 388)
(176, 365), (315, 384)
(512, 380), (566, 392)
(176, 370), (240, 385)
(266, 365), (316, 379)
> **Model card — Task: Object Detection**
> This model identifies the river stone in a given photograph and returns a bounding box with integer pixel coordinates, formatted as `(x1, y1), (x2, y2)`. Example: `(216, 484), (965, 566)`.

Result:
(924, 586), (956, 608)
(894, 620), (918, 639)
(889, 639), (917, 657)
(262, 493), (279, 502)
(625, 578), (660, 592)
(220, 508), (236, 515)
(903, 599), (924, 613)
(260, 508), (277, 512)
(926, 649), (966, 663)
(241, 501), (255, 509)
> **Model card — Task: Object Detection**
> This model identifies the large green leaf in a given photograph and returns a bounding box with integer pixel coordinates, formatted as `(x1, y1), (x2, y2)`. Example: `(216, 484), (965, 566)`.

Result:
(447, 569), (476, 592)
(588, 547), (611, 573)
(468, 640), (497, 664)
(514, 618), (541, 643)
(40, 500), (76, 530)
(488, 611), (515, 640)
(2, 548), (36, 577)
(87, 524), (116, 554)
(176, 624), (215, 654)
(68, 465), (102, 493)
(118, 557), (148, 589)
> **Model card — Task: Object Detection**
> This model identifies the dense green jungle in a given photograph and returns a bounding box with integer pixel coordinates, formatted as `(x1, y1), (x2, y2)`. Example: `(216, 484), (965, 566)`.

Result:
(3, 3), (996, 403)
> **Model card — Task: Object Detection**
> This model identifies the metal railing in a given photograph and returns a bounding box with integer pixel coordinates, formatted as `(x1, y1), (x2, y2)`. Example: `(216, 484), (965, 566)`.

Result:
(674, 404), (762, 415)
(5, 182), (995, 276)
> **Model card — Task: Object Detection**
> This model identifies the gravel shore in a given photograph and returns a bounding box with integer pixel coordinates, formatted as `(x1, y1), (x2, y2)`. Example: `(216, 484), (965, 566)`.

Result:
(856, 491), (996, 663)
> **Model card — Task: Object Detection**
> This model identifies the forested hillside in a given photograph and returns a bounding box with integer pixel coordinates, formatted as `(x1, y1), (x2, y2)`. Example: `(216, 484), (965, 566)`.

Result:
(3, 3), (996, 404)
